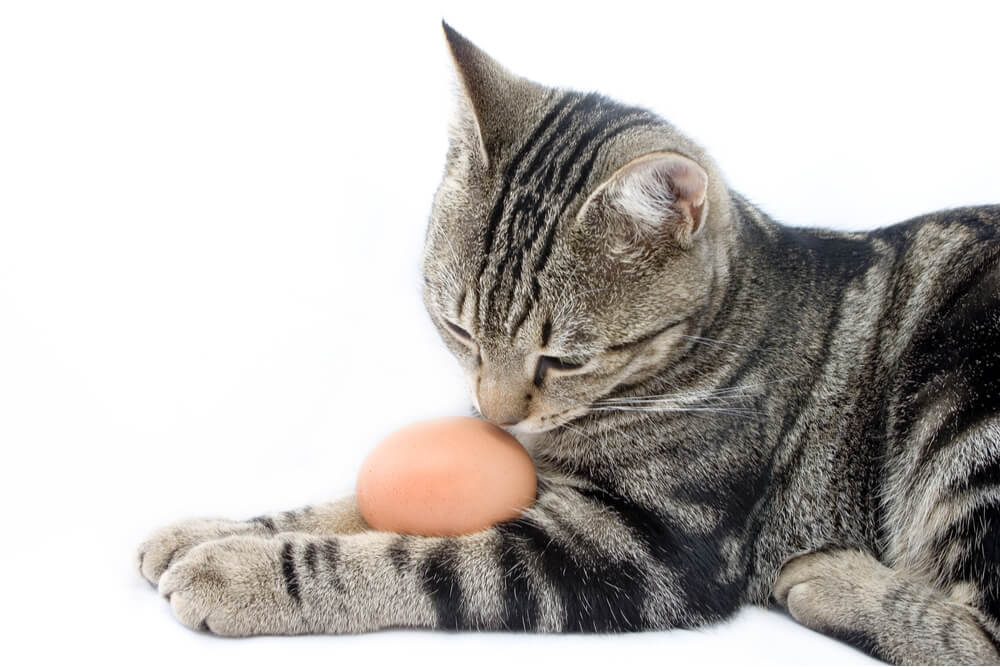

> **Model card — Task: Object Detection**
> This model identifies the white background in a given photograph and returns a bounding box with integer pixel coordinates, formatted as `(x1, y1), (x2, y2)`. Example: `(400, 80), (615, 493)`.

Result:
(2, 1), (998, 664)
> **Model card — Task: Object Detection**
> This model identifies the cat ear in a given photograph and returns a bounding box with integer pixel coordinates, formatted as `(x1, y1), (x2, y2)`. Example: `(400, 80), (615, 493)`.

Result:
(442, 21), (540, 166)
(577, 151), (709, 250)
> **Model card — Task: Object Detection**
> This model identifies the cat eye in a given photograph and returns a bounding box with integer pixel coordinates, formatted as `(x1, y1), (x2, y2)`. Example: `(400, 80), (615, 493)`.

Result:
(533, 354), (589, 387)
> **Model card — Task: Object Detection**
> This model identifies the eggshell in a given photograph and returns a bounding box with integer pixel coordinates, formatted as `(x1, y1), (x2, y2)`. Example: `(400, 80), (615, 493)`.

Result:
(356, 417), (537, 536)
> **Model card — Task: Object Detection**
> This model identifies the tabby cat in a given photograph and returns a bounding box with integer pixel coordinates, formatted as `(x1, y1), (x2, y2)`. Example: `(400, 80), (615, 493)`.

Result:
(136, 24), (1000, 665)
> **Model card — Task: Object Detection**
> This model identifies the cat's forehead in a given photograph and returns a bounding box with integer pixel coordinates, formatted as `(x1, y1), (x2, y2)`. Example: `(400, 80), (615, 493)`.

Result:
(490, 91), (659, 190)
(458, 93), (657, 335)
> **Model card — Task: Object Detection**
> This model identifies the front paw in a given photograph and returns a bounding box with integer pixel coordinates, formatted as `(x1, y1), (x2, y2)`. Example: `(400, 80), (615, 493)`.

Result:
(773, 550), (889, 627)
(158, 535), (308, 636)
(136, 518), (254, 586)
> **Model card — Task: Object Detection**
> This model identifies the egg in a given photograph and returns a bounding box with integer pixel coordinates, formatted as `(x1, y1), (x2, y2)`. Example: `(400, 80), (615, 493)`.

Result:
(356, 417), (537, 536)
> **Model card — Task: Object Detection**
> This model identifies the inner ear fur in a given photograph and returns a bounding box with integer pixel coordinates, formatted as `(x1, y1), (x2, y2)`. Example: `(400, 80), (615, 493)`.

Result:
(577, 151), (709, 250)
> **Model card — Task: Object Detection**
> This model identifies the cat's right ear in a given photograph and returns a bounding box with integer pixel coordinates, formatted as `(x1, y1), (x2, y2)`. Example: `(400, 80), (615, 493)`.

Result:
(577, 151), (710, 251)
(442, 22), (541, 168)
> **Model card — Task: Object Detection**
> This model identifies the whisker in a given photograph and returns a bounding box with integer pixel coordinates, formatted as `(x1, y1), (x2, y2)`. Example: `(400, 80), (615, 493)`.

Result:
(593, 403), (762, 412)
(558, 421), (602, 447)
(594, 375), (801, 405)
(590, 405), (761, 417)
(677, 334), (764, 352)
(595, 391), (746, 405)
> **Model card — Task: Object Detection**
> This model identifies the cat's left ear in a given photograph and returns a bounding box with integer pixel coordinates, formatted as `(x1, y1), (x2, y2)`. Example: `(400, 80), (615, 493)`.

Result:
(577, 151), (709, 250)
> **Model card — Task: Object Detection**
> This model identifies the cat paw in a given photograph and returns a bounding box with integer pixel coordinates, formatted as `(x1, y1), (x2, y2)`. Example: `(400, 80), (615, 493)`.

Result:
(136, 518), (255, 586)
(158, 535), (307, 636)
(773, 549), (888, 627)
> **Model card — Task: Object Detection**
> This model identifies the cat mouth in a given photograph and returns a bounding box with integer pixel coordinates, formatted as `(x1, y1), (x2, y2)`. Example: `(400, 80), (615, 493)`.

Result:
(503, 420), (557, 436)
(503, 407), (591, 435)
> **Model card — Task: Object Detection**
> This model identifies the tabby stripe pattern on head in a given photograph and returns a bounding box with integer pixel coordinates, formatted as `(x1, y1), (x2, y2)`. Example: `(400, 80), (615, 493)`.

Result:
(474, 90), (656, 335)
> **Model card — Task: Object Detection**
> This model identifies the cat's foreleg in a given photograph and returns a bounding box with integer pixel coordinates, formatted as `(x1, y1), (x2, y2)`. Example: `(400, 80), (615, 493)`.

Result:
(137, 495), (368, 586)
(773, 549), (998, 665)
(156, 482), (672, 636)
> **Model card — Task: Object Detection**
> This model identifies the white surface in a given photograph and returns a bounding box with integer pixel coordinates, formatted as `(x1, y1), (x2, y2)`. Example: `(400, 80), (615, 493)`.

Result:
(2, 1), (997, 664)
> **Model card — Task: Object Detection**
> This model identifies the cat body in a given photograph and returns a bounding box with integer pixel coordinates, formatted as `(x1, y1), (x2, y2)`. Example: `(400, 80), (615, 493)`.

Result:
(517, 198), (1000, 628)
(136, 25), (1000, 664)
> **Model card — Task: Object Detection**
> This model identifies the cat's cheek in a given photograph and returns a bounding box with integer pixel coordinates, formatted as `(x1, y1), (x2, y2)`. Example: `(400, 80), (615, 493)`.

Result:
(515, 393), (591, 433)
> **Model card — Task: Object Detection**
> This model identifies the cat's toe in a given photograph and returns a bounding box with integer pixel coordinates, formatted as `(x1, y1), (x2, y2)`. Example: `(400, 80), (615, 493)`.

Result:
(136, 517), (244, 586)
(774, 550), (891, 627)
(159, 535), (305, 637)
(773, 551), (831, 605)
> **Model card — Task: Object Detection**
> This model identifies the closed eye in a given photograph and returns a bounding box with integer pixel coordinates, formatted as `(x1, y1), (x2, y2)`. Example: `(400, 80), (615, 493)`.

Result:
(446, 321), (473, 342)
(534, 354), (590, 387)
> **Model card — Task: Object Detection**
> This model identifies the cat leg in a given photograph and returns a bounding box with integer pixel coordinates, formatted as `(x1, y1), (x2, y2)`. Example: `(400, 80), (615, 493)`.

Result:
(917, 482), (1000, 664)
(155, 480), (722, 636)
(137, 495), (367, 586)
(773, 549), (998, 665)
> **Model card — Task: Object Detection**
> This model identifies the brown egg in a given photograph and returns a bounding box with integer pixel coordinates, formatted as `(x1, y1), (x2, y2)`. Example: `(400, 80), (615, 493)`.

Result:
(356, 417), (537, 536)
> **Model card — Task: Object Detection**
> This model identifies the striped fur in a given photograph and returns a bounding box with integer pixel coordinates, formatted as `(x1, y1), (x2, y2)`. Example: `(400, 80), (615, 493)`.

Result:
(136, 25), (1000, 664)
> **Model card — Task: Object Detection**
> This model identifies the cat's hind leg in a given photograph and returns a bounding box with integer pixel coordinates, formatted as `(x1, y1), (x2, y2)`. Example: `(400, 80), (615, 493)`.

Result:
(137, 495), (368, 586)
(773, 549), (998, 665)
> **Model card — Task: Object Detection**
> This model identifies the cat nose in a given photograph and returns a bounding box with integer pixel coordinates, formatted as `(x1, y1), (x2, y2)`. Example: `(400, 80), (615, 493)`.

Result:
(476, 375), (528, 426)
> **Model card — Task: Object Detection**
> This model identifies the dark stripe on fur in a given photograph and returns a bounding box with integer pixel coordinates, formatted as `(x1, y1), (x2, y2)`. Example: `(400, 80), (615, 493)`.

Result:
(509, 116), (658, 333)
(304, 542), (318, 575)
(280, 541), (301, 603)
(952, 456), (1000, 494)
(540, 318), (552, 347)
(486, 94), (603, 318)
(532, 117), (656, 277)
(250, 516), (277, 533)
(322, 539), (346, 594)
(388, 535), (412, 573)
(509, 515), (648, 632)
(897, 232), (1000, 465)
(518, 94), (601, 187)
(904, 249), (1000, 471)
(421, 540), (464, 630)
(491, 95), (606, 315)
(494, 522), (541, 631)
(475, 92), (577, 310)
(577, 483), (741, 622)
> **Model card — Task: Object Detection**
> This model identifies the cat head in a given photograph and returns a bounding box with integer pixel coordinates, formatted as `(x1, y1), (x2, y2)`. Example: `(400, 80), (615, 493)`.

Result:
(423, 23), (731, 433)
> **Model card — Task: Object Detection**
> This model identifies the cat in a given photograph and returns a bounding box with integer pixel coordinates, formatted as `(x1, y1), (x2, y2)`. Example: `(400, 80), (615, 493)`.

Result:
(136, 23), (1000, 665)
